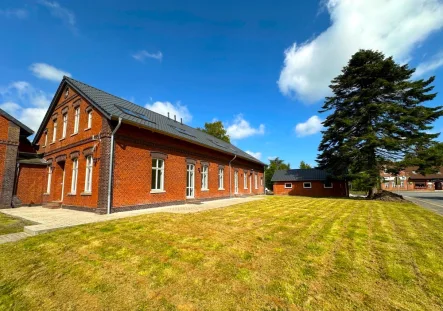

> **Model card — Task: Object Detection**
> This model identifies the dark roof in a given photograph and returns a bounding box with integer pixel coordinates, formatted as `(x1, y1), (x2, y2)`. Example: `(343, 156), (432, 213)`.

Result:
(0, 108), (33, 136)
(271, 169), (330, 182)
(33, 76), (264, 165)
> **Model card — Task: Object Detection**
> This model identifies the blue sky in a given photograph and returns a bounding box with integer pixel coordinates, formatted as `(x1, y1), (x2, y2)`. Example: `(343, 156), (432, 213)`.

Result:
(1, 0), (443, 167)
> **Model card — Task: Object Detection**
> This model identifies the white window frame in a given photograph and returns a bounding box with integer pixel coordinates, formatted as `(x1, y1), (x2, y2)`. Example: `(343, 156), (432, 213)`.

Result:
(87, 111), (92, 129)
(323, 181), (333, 189)
(71, 158), (78, 194)
(52, 119), (57, 142)
(244, 172), (248, 189)
(44, 132), (48, 147)
(234, 170), (239, 194)
(84, 155), (93, 193)
(303, 182), (312, 189)
(151, 158), (165, 192)
(218, 167), (224, 190)
(46, 166), (52, 194)
(201, 165), (209, 190)
(284, 183), (292, 189)
(254, 173), (258, 189)
(62, 113), (68, 139)
(74, 107), (80, 134)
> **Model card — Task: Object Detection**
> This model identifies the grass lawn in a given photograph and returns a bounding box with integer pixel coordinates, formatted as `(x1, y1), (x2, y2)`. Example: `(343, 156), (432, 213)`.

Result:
(1, 196), (443, 310)
(0, 213), (34, 235)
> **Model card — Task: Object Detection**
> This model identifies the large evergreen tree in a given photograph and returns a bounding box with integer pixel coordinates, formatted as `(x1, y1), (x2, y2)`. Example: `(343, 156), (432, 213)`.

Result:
(317, 50), (442, 198)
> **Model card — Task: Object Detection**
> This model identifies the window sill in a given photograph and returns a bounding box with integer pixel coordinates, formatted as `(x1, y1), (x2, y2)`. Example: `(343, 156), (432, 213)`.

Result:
(71, 133), (78, 137)
(42, 145), (46, 148)
(43, 193), (50, 196)
(67, 193), (76, 196)
(84, 127), (91, 131)
(81, 192), (92, 196)
(150, 190), (166, 194)
(49, 142), (55, 145)
(201, 189), (209, 192)
(59, 138), (66, 141)
(218, 188), (225, 191)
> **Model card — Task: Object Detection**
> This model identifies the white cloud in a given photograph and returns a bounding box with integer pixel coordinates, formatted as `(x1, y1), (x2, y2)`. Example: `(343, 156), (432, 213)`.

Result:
(39, 0), (76, 32)
(226, 115), (265, 140)
(0, 9), (28, 19)
(415, 51), (443, 77)
(246, 151), (262, 160)
(132, 50), (163, 62)
(145, 101), (192, 123)
(0, 81), (51, 132)
(278, 0), (443, 103)
(29, 63), (71, 82)
(295, 115), (323, 137)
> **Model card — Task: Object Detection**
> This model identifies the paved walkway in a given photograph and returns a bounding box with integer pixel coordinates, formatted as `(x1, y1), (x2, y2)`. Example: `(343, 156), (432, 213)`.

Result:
(0, 196), (265, 243)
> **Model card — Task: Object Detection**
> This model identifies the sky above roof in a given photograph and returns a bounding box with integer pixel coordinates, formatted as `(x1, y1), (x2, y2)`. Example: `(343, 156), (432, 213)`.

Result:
(1, 0), (443, 167)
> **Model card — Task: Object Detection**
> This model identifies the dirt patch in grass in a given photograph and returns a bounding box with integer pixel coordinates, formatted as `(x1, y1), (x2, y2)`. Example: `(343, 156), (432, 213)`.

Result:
(0, 213), (34, 235)
(1, 196), (443, 310)
(373, 190), (407, 202)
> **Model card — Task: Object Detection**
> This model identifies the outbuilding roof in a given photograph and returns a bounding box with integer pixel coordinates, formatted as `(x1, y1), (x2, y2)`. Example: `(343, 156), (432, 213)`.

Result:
(271, 169), (330, 182)
(33, 76), (264, 165)
(0, 108), (34, 136)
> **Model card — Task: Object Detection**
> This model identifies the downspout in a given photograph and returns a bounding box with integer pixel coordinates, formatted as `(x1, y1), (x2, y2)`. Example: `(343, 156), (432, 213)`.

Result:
(107, 117), (122, 215)
(229, 154), (237, 198)
(263, 165), (266, 194)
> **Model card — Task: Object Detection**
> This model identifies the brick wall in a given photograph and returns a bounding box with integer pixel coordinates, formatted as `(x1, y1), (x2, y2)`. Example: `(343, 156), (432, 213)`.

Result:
(0, 118), (20, 208)
(15, 164), (46, 205)
(273, 180), (347, 197)
(112, 123), (264, 209)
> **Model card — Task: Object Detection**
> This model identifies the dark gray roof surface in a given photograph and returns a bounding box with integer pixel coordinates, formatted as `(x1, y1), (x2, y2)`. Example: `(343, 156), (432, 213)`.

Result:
(272, 169), (330, 182)
(0, 108), (33, 136)
(35, 76), (264, 165)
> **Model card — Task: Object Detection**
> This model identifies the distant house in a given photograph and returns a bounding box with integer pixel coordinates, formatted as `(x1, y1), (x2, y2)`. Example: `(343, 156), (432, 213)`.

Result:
(271, 169), (348, 197)
(0, 109), (46, 208)
(381, 167), (443, 191)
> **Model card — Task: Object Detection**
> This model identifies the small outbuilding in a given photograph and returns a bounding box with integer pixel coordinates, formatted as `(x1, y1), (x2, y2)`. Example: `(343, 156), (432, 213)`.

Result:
(271, 169), (348, 197)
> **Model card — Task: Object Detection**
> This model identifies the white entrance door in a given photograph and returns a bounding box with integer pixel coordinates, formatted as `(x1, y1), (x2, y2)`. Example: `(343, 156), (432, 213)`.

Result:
(249, 175), (252, 194)
(60, 165), (65, 201)
(234, 171), (238, 194)
(186, 164), (195, 198)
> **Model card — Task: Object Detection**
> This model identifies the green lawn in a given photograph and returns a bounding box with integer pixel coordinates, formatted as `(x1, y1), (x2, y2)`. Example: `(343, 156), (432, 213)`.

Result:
(1, 196), (443, 310)
(0, 213), (34, 235)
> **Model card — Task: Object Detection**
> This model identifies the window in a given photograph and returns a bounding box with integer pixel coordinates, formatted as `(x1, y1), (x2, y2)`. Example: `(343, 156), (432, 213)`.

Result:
(84, 155), (93, 193)
(244, 172), (247, 189)
(71, 158), (78, 193)
(151, 158), (164, 191)
(218, 167), (224, 189)
(62, 113), (68, 139)
(254, 173), (258, 189)
(87, 111), (92, 129)
(44, 132), (48, 146)
(74, 107), (80, 134)
(303, 182), (312, 189)
(201, 165), (208, 190)
(324, 181), (333, 188)
(46, 166), (52, 193)
(234, 171), (239, 194)
(117, 106), (150, 122)
(384, 183), (389, 189)
(285, 183), (292, 189)
(64, 88), (69, 98)
(52, 119), (57, 142)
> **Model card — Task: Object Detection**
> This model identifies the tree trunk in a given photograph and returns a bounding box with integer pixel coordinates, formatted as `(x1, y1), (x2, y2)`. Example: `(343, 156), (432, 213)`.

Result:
(367, 186), (379, 199)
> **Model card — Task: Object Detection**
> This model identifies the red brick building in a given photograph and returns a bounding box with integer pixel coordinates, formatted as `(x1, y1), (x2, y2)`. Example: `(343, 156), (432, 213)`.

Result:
(31, 76), (265, 213)
(0, 109), (46, 208)
(381, 167), (443, 191)
(272, 169), (348, 197)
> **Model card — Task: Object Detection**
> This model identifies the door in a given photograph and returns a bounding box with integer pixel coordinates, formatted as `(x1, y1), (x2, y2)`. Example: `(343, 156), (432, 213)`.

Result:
(186, 164), (195, 198)
(61, 165), (65, 201)
(249, 175), (252, 194)
(435, 182), (442, 190)
(234, 171), (238, 194)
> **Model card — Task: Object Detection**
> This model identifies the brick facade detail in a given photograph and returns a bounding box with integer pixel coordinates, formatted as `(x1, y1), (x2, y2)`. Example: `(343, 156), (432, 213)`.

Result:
(0, 120), (20, 208)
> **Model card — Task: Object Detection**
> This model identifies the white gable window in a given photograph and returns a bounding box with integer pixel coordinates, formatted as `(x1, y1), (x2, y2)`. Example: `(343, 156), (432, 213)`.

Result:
(52, 119), (57, 142)
(201, 165), (208, 190)
(285, 183), (292, 189)
(71, 158), (78, 193)
(303, 182), (312, 189)
(87, 110), (92, 129)
(74, 107), (80, 134)
(151, 158), (165, 191)
(84, 155), (93, 193)
(244, 172), (248, 189)
(218, 167), (224, 190)
(62, 113), (68, 139)
(46, 166), (52, 193)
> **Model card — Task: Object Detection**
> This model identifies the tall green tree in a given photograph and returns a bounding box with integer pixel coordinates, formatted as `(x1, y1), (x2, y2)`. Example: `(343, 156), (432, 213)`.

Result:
(299, 161), (312, 169)
(317, 49), (442, 198)
(198, 121), (230, 143)
(265, 157), (290, 190)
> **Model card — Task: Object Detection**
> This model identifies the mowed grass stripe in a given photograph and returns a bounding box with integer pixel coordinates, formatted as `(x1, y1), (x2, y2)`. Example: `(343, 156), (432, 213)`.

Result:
(1, 196), (443, 310)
